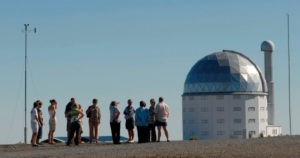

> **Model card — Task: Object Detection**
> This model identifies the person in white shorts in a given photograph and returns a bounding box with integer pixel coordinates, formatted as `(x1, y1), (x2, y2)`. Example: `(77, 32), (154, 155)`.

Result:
(31, 101), (41, 147)
(155, 97), (170, 142)
(48, 99), (57, 144)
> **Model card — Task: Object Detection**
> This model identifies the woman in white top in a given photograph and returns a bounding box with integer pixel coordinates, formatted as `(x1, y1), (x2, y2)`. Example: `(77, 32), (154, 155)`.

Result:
(31, 101), (41, 147)
(48, 99), (57, 144)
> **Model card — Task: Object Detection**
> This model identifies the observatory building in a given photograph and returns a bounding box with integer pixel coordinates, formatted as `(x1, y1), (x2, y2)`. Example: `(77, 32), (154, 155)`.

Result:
(182, 41), (281, 140)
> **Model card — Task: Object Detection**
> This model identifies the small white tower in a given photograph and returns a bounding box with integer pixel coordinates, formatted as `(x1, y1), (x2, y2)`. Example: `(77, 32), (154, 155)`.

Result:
(261, 40), (275, 125)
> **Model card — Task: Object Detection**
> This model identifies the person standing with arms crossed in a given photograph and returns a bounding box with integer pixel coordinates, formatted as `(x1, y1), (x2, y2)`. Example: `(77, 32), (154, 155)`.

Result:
(123, 99), (135, 143)
(155, 97), (170, 142)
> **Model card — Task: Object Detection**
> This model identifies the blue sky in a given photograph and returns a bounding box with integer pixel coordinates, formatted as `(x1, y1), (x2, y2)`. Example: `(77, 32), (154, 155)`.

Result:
(0, 0), (299, 144)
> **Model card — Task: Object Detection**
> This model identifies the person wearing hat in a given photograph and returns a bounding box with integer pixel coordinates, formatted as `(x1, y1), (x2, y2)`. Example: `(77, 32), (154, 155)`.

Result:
(110, 101), (121, 144)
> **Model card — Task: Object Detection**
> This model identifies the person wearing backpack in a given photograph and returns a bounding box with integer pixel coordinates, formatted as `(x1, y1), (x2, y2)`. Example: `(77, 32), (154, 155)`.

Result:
(123, 99), (135, 143)
(86, 98), (101, 143)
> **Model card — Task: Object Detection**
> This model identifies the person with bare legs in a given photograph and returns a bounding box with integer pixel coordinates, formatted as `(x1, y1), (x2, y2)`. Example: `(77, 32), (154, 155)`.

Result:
(155, 97), (170, 142)
(86, 99), (101, 143)
(48, 99), (57, 144)
(123, 99), (135, 143)
(36, 100), (44, 145)
(31, 101), (41, 147)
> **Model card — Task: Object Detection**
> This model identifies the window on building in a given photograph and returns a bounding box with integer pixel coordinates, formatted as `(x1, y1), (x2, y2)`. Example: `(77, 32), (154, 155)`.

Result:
(216, 119), (225, 124)
(216, 107), (225, 112)
(216, 95), (224, 100)
(248, 119), (256, 123)
(233, 95), (241, 99)
(189, 108), (195, 112)
(201, 119), (208, 124)
(233, 131), (242, 135)
(260, 107), (265, 110)
(248, 107), (255, 111)
(233, 107), (241, 111)
(200, 107), (208, 112)
(217, 131), (225, 135)
(234, 119), (242, 123)
(201, 131), (208, 136)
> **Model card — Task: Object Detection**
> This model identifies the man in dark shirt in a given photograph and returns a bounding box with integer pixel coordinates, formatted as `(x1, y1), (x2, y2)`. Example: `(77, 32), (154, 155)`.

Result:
(65, 98), (76, 137)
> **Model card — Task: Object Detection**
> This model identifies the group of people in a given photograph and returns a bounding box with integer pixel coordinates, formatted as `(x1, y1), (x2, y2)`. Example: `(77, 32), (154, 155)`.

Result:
(31, 99), (58, 146)
(30, 96), (170, 147)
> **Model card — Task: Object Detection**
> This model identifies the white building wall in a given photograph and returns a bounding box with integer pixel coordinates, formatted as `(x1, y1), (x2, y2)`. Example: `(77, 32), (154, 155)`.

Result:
(182, 93), (268, 140)
(266, 125), (282, 137)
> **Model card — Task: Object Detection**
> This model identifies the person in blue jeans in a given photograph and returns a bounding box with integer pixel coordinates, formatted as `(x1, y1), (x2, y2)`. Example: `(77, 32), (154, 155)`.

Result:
(135, 101), (149, 143)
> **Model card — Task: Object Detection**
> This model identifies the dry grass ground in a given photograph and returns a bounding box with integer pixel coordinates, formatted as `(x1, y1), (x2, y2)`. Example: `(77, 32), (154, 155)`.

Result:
(1, 136), (300, 158)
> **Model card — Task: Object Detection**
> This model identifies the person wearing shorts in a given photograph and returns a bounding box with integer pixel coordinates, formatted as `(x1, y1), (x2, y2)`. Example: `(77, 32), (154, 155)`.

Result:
(123, 99), (135, 143)
(36, 100), (43, 145)
(155, 97), (170, 142)
(48, 99), (57, 144)
(31, 101), (40, 147)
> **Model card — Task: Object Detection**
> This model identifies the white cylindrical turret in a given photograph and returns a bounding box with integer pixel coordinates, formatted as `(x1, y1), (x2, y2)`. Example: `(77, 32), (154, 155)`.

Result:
(261, 40), (275, 125)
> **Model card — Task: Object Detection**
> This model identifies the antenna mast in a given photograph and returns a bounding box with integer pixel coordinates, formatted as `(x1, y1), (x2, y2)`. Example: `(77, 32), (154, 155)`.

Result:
(287, 14), (292, 135)
(23, 24), (36, 144)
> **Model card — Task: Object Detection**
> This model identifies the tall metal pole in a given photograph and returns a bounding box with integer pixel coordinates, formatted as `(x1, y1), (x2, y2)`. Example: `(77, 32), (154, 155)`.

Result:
(287, 14), (292, 135)
(24, 24), (28, 144)
(23, 24), (36, 144)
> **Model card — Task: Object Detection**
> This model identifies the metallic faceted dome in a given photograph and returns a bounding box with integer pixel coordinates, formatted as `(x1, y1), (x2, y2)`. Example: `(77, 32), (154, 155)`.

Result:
(184, 50), (267, 94)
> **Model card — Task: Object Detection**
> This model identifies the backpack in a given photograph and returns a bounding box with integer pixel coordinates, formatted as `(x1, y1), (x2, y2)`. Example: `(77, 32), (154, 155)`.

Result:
(88, 106), (100, 121)
(86, 107), (92, 118)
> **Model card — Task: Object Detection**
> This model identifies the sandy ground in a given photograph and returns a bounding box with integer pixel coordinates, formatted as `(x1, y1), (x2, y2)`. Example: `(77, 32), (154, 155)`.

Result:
(1, 136), (300, 158)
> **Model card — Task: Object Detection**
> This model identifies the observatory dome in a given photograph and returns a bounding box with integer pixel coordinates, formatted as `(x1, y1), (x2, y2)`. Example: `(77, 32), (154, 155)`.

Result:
(184, 50), (267, 94)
